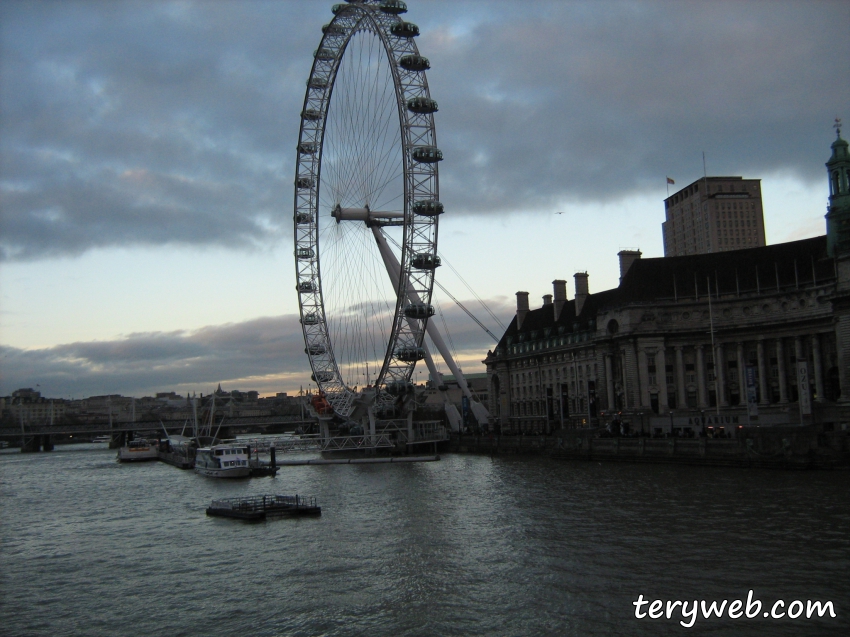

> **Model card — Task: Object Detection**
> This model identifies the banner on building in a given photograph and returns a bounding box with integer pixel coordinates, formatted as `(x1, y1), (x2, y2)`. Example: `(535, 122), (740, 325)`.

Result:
(796, 361), (812, 416)
(745, 365), (759, 420)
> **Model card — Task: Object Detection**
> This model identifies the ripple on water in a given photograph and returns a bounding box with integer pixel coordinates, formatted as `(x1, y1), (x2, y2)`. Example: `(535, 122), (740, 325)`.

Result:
(1, 450), (848, 636)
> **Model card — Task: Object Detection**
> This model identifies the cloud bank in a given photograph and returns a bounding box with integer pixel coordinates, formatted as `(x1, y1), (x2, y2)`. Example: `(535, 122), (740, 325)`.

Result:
(1, 1), (847, 261)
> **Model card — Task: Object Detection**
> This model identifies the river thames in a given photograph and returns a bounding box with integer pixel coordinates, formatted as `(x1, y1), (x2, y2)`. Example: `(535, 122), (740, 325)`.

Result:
(1, 445), (846, 636)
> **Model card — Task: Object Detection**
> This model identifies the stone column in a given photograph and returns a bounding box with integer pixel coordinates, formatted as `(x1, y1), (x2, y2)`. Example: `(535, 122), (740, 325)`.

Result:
(736, 342), (747, 403)
(656, 347), (669, 411)
(777, 338), (788, 403)
(794, 336), (805, 404)
(637, 346), (651, 409)
(605, 354), (615, 411)
(715, 342), (728, 407)
(696, 345), (708, 407)
(811, 334), (825, 402)
(674, 346), (686, 407)
(627, 341), (640, 408)
(836, 314), (850, 404)
(757, 339), (769, 405)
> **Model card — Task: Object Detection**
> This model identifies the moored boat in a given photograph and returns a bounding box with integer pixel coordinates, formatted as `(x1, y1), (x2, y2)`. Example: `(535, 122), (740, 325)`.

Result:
(194, 443), (251, 478)
(117, 438), (158, 462)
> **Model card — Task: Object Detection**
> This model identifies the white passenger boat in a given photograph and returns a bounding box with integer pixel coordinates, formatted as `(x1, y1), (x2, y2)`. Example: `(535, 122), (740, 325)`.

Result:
(194, 444), (251, 478)
(117, 438), (158, 462)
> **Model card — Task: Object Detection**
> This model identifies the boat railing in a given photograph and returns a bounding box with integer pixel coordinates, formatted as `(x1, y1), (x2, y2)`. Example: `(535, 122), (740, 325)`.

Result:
(209, 494), (317, 511)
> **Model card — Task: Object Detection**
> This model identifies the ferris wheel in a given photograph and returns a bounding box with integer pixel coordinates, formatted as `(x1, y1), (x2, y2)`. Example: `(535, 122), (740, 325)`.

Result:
(294, 0), (442, 419)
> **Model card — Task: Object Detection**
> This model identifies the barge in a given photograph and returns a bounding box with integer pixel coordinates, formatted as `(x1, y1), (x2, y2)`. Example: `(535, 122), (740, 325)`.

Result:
(206, 494), (321, 520)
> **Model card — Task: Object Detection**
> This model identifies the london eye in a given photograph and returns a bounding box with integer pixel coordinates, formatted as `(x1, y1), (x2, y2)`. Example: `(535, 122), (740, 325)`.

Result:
(294, 0), (442, 420)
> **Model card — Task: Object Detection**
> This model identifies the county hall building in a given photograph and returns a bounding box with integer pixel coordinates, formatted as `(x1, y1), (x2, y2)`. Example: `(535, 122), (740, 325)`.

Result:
(484, 132), (850, 436)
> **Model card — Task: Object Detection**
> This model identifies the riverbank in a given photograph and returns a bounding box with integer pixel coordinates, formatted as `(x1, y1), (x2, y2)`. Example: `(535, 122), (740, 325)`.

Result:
(449, 425), (850, 469)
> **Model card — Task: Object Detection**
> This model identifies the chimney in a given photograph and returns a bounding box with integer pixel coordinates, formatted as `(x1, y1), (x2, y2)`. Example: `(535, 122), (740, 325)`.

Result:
(574, 272), (589, 316)
(516, 291), (530, 330)
(552, 279), (567, 321)
(618, 249), (642, 283)
(542, 294), (553, 306)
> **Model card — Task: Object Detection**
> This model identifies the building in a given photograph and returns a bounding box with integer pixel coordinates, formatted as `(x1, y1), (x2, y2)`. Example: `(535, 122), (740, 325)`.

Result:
(662, 176), (766, 256)
(485, 132), (850, 436)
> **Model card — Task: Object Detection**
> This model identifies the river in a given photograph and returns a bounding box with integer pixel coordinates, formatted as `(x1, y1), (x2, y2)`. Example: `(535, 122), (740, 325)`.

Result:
(1, 445), (847, 636)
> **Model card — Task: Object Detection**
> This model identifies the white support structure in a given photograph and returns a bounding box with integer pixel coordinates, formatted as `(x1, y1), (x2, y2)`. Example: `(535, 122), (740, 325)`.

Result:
(372, 226), (488, 429)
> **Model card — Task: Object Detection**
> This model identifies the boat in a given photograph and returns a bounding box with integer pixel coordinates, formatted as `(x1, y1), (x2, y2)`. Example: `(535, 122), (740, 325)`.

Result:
(206, 494), (321, 520)
(117, 438), (159, 462)
(194, 443), (251, 478)
(92, 435), (111, 443)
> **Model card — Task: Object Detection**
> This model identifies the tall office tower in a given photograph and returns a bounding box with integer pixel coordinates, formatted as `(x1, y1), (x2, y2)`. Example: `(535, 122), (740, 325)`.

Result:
(662, 176), (766, 256)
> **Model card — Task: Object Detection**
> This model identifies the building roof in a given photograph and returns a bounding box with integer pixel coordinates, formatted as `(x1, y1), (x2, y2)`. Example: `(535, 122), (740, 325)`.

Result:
(495, 236), (833, 349)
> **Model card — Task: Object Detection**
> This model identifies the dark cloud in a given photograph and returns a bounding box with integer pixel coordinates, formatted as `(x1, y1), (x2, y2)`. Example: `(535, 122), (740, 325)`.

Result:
(0, 314), (308, 398)
(1, 1), (847, 261)
(0, 295), (511, 398)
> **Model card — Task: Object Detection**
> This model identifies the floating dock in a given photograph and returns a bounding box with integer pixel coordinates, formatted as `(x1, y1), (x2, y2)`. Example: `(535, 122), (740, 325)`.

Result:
(206, 494), (320, 520)
(277, 454), (440, 466)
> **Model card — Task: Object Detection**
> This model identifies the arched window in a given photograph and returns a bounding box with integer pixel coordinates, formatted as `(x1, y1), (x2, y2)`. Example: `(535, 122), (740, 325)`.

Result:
(833, 171), (840, 195)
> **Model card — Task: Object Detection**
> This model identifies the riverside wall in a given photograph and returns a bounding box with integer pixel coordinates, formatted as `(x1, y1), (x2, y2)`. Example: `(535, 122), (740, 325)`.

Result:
(448, 426), (850, 469)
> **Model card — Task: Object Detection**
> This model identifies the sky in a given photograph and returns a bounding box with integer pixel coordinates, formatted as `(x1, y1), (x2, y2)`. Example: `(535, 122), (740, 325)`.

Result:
(1, 0), (848, 400)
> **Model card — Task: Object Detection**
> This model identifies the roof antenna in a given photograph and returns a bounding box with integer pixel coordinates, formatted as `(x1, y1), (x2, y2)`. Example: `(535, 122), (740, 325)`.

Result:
(702, 151), (707, 178)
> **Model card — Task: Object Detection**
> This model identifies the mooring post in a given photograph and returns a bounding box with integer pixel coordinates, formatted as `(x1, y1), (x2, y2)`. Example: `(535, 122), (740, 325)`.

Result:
(270, 446), (276, 469)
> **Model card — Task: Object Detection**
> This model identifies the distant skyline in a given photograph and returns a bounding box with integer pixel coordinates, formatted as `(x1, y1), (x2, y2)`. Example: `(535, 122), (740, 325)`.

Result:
(1, 0), (848, 398)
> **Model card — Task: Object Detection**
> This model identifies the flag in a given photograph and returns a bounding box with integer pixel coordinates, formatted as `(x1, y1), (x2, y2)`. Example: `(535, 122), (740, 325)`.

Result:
(666, 177), (675, 185)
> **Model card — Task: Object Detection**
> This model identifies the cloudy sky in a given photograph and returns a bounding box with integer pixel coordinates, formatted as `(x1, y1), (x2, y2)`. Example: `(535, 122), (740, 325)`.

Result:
(1, 0), (847, 399)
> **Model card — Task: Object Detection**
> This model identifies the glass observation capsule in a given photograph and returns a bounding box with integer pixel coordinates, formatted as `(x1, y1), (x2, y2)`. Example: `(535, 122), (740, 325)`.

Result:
(395, 346), (426, 362)
(391, 22), (419, 38)
(404, 303), (435, 319)
(380, 0), (408, 15)
(399, 54), (430, 71)
(297, 280), (316, 292)
(407, 96), (438, 114)
(386, 380), (414, 396)
(412, 146), (443, 163)
(411, 253), (441, 270)
(412, 200), (444, 216)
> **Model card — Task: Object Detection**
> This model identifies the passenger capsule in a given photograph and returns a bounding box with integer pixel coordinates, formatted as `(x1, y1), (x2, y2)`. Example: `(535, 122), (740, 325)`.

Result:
(385, 380), (413, 396)
(311, 371), (334, 383)
(395, 346), (426, 362)
(298, 141), (317, 155)
(295, 247), (315, 260)
(322, 23), (346, 35)
(305, 345), (327, 356)
(404, 303), (435, 319)
(380, 0), (407, 14)
(407, 96), (438, 114)
(295, 213), (314, 224)
(399, 54), (429, 72)
(308, 77), (329, 90)
(331, 4), (346, 14)
(302, 109), (323, 121)
(297, 280), (316, 293)
(412, 146), (443, 163)
(390, 22), (419, 38)
(295, 176), (314, 189)
(314, 48), (336, 61)
(301, 313), (320, 325)
(411, 200), (444, 216)
(410, 253), (441, 270)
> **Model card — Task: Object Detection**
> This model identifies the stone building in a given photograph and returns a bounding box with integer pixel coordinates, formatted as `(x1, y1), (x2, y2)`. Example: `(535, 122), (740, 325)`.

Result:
(485, 132), (850, 435)
(662, 176), (767, 256)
